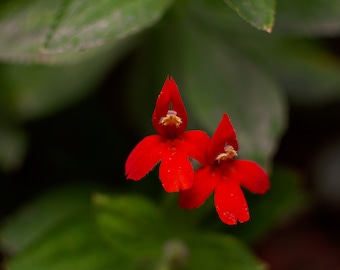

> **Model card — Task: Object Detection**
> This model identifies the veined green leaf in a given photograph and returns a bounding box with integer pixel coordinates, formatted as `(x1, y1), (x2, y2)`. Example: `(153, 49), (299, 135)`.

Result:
(0, 0), (173, 63)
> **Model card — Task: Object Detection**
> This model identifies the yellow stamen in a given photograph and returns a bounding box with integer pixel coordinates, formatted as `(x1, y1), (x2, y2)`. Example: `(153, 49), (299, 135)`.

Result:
(160, 110), (182, 128)
(216, 144), (238, 163)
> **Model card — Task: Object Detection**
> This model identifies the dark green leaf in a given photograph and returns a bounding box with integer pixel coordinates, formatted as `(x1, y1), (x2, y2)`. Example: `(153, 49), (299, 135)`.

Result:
(224, 0), (276, 32)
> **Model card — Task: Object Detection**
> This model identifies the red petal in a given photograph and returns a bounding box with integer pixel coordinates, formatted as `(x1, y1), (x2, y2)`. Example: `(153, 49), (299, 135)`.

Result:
(159, 149), (194, 192)
(152, 76), (188, 137)
(176, 130), (210, 165)
(214, 180), (250, 225)
(178, 166), (218, 209)
(207, 114), (238, 164)
(125, 135), (163, 180)
(224, 160), (270, 194)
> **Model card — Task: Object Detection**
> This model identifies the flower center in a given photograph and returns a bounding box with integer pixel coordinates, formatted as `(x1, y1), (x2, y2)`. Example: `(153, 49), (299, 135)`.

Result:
(160, 110), (182, 128)
(216, 144), (238, 163)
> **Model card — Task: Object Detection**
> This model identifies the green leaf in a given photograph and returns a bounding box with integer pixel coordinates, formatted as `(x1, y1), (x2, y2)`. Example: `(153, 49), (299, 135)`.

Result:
(224, 0), (276, 32)
(93, 193), (166, 257)
(275, 0), (340, 35)
(0, 123), (27, 172)
(185, 233), (265, 270)
(0, 0), (173, 63)
(0, 0), (59, 63)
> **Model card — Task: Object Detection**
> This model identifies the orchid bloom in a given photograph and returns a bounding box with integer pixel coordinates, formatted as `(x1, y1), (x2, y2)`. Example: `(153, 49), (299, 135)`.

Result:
(179, 114), (270, 225)
(125, 76), (209, 192)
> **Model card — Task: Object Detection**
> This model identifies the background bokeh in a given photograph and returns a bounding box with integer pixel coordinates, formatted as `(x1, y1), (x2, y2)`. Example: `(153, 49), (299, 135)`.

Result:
(1, 0), (340, 269)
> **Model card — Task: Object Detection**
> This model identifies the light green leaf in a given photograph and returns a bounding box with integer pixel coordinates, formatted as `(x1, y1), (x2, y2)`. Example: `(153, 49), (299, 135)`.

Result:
(0, 0), (59, 63)
(224, 0), (276, 32)
(0, 0), (173, 63)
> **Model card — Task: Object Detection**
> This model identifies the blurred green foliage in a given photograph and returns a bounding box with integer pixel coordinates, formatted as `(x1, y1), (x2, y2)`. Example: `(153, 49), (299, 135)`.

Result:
(0, 187), (266, 270)
(1, 0), (340, 269)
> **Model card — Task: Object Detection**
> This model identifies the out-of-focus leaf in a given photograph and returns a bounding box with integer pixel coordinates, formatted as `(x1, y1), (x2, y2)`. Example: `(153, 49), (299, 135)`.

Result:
(224, 166), (307, 243)
(1, 189), (265, 270)
(257, 39), (340, 106)
(178, 24), (285, 167)
(0, 123), (27, 172)
(125, 1), (287, 167)
(5, 217), (124, 270)
(0, 48), (115, 121)
(184, 0), (340, 107)
(275, 0), (340, 35)
(0, 186), (91, 253)
(93, 193), (166, 257)
(94, 193), (266, 270)
(224, 0), (276, 32)
(185, 233), (265, 270)
(231, 34), (340, 106)
(0, 0), (173, 63)
(0, 186), (134, 270)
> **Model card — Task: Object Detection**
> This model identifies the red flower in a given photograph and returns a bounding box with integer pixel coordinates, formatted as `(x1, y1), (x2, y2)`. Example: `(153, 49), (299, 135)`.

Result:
(125, 76), (209, 192)
(179, 114), (270, 225)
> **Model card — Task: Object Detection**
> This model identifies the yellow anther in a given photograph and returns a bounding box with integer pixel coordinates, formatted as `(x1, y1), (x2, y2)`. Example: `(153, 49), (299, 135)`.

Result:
(216, 144), (238, 163)
(159, 110), (182, 128)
